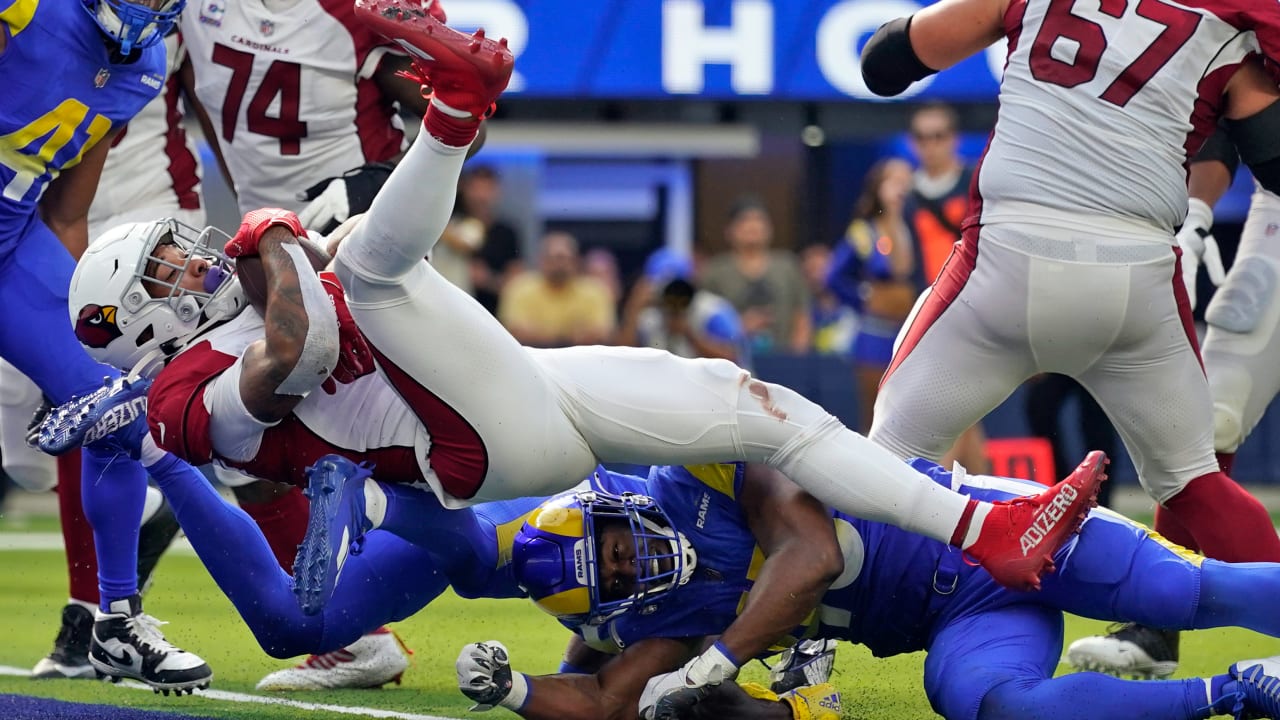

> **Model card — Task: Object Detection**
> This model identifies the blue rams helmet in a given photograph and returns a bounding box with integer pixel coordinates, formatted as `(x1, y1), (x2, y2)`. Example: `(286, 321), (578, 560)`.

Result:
(83, 0), (186, 55)
(512, 489), (697, 625)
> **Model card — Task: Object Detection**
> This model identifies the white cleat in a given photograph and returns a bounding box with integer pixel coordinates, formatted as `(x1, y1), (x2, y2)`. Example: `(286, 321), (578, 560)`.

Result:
(1066, 623), (1179, 680)
(256, 630), (409, 691)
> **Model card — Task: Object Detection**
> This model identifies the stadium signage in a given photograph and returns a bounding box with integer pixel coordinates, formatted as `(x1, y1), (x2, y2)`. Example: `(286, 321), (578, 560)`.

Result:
(447, 0), (1004, 100)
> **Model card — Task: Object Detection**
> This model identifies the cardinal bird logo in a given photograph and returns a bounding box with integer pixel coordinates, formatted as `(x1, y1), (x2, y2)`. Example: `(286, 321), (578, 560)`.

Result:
(76, 304), (123, 348)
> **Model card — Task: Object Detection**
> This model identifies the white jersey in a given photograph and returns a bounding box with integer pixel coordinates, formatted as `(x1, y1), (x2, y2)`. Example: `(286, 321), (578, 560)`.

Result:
(87, 33), (202, 236)
(181, 0), (407, 215)
(977, 0), (1262, 239)
(149, 306), (433, 489)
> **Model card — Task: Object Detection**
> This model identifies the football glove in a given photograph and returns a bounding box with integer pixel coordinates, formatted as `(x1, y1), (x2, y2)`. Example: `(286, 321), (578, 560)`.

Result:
(316, 272), (373, 393)
(456, 641), (529, 712)
(737, 682), (843, 720)
(296, 162), (395, 235)
(767, 639), (838, 693)
(226, 208), (305, 259)
(1176, 197), (1225, 311)
(640, 643), (740, 720)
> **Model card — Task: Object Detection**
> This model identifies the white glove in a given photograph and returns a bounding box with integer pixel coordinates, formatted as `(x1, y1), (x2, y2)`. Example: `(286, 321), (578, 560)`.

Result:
(638, 643), (740, 720)
(456, 641), (528, 712)
(296, 162), (394, 235)
(1176, 197), (1226, 310)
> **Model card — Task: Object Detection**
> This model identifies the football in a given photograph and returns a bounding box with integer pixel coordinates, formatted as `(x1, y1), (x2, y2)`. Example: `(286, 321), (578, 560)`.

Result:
(235, 235), (332, 314)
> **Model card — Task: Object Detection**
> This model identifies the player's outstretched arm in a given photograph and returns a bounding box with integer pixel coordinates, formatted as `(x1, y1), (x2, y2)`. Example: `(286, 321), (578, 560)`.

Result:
(861, 0), (1008, 96)
(458, 636), (698, 720)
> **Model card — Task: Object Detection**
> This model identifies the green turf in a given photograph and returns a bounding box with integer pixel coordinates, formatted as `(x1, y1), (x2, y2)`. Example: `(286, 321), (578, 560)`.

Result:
(2, 547), (1279, 719)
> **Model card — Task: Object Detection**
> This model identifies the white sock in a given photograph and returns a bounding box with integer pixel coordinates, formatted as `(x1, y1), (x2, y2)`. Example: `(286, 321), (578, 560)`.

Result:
(431, 96), (472, 119)
(363, 479), (387, 530)
(960, 503), (994, 549)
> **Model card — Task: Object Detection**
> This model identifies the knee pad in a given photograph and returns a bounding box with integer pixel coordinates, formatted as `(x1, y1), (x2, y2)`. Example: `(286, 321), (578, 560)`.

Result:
(1206, 256), (1278, 334)
(1213, 401), (1245, 454)
(1206, 363), (1253, 453)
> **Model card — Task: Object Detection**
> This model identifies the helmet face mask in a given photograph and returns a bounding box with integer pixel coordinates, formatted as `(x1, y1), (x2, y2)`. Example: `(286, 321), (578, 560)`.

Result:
(70, 218), (246, 373)
(83, 0), (186, 55)
(513, 489), (698, 625)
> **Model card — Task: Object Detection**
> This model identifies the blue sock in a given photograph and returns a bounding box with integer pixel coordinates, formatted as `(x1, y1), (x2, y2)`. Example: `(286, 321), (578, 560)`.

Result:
(1192, 559), (1280, 636)
(1208, 675), (1242, 716)
(81, 448), (145, 607)
(148, 455), (447, 656)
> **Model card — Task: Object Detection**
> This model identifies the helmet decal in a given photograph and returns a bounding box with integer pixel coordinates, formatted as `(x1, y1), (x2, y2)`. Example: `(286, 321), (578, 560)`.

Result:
(75, 304), (123, 348)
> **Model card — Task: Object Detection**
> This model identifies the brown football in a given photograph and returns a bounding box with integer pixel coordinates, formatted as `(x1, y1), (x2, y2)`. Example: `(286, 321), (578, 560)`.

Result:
(236, 236), (332, 314)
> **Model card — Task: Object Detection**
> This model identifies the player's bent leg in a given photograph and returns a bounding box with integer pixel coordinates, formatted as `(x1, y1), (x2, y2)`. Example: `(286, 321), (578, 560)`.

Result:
(925, 605), (1210, 720)
(1203, 188), (1280, 458)
(1077, 263), (1280, 564)
(146, 454), (448, 659)
(338, 258), (598, 503)
(534, 345), (1103, 591)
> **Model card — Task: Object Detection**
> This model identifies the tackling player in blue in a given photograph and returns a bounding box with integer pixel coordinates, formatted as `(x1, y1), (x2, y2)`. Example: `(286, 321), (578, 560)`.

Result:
(460, 454), (1280, 720)
(0, 0), (209, 692)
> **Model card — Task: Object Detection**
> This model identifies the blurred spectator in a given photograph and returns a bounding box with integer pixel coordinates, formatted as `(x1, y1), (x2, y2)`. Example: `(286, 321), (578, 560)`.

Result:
(434, 217), (481, 295)
(584, 247), (624, 308)
(700, 197), (812, 354)
(619, 248), (751, 368)
(802, 244), (857, 358)
(825, 158), (917, 431)
(499, 231), (617, 347)
(904, 101), (973, 290)
(457, 165), (524, 314)
(1025, 374), (1119, 507)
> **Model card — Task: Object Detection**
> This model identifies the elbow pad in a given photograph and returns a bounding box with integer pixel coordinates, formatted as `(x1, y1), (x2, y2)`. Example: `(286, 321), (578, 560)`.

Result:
(1227, 102), (1280, 195)
(1194, 124), (1240, 177)
(861, 16), (937, 97)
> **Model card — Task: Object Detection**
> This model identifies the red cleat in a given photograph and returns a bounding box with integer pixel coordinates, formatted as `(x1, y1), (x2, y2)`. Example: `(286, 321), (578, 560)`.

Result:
(424, 0), (446, 23)
(355, 0), (513, 119)
(966, 450), (1109, 591)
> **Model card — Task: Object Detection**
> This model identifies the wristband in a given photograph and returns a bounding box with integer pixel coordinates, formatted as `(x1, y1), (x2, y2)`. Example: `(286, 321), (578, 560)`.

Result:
(498, 672), (530, 711)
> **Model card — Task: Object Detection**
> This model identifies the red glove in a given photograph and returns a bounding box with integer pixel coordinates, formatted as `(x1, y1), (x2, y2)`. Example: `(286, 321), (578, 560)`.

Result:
(225, 208), (305, 259)
(317, 271), (374, 393)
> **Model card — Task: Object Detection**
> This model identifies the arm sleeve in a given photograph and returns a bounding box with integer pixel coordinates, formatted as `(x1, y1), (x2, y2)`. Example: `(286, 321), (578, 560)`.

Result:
(205, 358), (277, 463)
(1226, 101), (1280, 196)
(1193, 124), (1241, 176)
(860, 16), (937, 97)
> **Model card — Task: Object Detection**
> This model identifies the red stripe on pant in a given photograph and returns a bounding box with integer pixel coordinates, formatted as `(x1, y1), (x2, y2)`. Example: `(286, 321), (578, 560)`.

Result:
(368, 343), (488, 500)
(880, 228), (980, 390)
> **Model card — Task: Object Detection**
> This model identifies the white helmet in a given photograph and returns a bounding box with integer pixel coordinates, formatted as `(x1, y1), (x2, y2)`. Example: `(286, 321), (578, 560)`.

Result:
(69, 218), (247, 373)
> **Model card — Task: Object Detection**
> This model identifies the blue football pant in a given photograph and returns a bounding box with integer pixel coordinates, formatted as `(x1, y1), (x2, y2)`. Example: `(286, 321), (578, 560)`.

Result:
(0, 218), (145, 606)
(924, 501), (1280, 720)
(146, 454), (533, 656)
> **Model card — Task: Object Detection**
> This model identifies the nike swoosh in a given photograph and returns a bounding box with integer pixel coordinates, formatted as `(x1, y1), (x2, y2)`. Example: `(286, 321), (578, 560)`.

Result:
(158, 421), (167, 446)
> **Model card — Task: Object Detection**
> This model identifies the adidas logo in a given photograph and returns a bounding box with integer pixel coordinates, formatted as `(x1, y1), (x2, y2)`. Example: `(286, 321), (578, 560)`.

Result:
(1019, 484), (1078, 556)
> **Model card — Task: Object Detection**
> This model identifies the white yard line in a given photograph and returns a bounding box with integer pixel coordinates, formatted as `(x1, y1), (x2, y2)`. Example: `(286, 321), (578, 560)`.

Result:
(0, 665), (454, 720)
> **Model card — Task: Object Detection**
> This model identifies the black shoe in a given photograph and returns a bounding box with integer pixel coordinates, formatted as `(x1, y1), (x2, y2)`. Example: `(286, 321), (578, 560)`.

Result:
(137, 491), (179, 596)
(31, 604), (98, 679)
(90, 595), (212, 694)
(767, 639), (838, 693)
(1066, 622), (1179, 679)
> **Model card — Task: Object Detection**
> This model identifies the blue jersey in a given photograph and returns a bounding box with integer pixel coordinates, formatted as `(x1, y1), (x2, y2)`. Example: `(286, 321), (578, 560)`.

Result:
(433, 495), (550, 601)
(576, 460), (1051, 658)
(0, 0), (165, 252)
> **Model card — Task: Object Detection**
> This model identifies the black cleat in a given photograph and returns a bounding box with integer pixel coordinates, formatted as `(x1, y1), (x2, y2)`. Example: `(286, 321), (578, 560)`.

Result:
(31, 604), (98, 679)
(90, 595), (212, 693)
(1067, 622), (1179, 679)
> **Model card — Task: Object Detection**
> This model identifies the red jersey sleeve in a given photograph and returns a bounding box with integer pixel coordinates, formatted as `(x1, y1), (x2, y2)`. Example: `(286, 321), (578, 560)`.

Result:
(147, 341), (237, 464)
